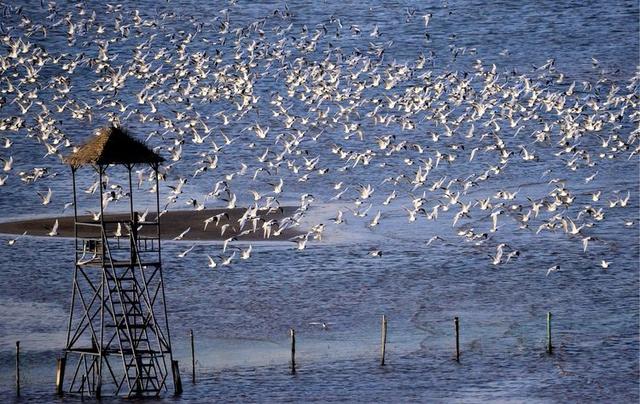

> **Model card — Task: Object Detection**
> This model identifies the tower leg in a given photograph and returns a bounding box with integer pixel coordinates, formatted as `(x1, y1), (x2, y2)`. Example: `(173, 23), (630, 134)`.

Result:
(171, 360), (182, 395)
(56, 356), (66, 396)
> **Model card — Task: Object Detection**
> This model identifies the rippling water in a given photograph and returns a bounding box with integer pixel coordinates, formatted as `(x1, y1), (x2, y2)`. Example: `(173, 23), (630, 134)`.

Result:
(0, 0), (638, 402)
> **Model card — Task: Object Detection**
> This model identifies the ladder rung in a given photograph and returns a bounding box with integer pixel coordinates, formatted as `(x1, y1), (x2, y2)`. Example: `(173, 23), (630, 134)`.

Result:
(120, 349), (163, 355)
(127, 376), (158, 380)
(106, 324), (150, 329)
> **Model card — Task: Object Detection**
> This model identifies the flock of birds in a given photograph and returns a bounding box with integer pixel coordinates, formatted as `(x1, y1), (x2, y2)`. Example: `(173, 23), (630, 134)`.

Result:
(0, 1), (638, 274)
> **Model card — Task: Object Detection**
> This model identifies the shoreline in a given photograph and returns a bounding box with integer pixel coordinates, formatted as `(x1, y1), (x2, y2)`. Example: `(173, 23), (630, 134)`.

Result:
(0, 207), (304, 242)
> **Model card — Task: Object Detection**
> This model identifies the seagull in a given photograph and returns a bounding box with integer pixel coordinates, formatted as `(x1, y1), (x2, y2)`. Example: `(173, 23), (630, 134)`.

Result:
(203, 216), (215, 231)
(37, 187), (53, 205)
(1, 156), (13, 172)
(220, 251), (236, 266)
(178, 245), (195, 258)
(600, 260), (610, 269)
(582, 236), (594, 253)
(173, 227), (191, 240)
(546, 265), (560, 276)
(383, 190), (397, 205)
(270, 178), (284, 194)
(62, 202), (74, 212)
(222, 236), (237, 253)
(489, 243), (505, 265)
(584, 171), (598, 183)
(618, 191), (630, 207)
(220, 223), (231, 236)
(426, 235), (444, 246)
(8, 231), (27, 246)
(331, 209), (345, 224)
(138, 209), (149, 222)
(422, 13), (432, 28)
(292, 233), (310, 250)
(369, 248), (383, 257)
(48, 219), (59, 236)
(490, 209), (504, 232)
(330, 186), (349, 201)
(206, 254), (217, 268)
(240, 244), (252, 259)
(368, 210), (382, 228)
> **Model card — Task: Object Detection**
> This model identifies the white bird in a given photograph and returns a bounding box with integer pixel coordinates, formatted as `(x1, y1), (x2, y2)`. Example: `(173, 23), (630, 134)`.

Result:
(220, 251), (236, 266)
(8, 231), (27, 246)
(546, 265), (560, 276)
(584, 171), (598, 183)
(1, 156), (13, 172)
(331, 209), (345, 224)
(241, 244), (252, 259)
(426, 235), (444, 246)
(203, 216), (215, 231)
(422, 13), (432, 28)
(357, 183), (374, 199)
(222, 236), (236, 253)
(330, 186), (350, 201)
(138, 209), (149, 222)
(225, 192), (237, 209)
(490, 209), (504, 232)
(489, 243), (505, 265)
(618, 191), (630, 207)
(270, 178), (284, 194)
(253, 123), (269, 139)
(369, 248), (383, 257)
(206, 254), (217, 268)
(178, 245), (195, 258)
(292, 233), (310, 250)
(173, 227), (191, 240)
(368, 210), (382, 228)
(600, 260), (610, 269)
(37, 187), (53, 205)
(383, 190), (397, 205)
(48, 219), (59, 236)
(220, 223), (231, 237)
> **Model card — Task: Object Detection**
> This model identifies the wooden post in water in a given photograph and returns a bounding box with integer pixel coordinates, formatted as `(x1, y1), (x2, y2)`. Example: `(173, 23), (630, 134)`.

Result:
(454, 317), (460, 362)
(547, 312), (552, 354)
(56, 356), (66, 396)
(380, 315), (388, 366)
(290, 329), (296, 374)
(172, 360), (183, 395)
(190, 329), (196, 383)
(15, 341), (20, 396)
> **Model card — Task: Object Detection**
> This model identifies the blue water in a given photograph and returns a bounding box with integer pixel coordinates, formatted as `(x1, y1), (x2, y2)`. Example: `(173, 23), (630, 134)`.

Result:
(0, 0), (638, 402)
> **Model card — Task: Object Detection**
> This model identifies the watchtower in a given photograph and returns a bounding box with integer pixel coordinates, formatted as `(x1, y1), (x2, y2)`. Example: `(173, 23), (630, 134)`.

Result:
(58, 126), (178, 397)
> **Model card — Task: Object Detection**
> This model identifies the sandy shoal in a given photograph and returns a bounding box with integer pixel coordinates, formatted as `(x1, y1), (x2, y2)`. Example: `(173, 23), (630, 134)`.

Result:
(0, 207), (303, 242)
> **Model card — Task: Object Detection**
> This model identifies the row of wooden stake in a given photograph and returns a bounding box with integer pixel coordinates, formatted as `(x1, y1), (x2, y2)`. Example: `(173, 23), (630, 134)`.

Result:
(187, 312), (554, 382)
(12, 313), (554, 395)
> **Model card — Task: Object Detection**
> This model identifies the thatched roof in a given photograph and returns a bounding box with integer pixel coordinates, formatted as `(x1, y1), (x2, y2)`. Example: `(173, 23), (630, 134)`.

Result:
(65, 126), (164, 168)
